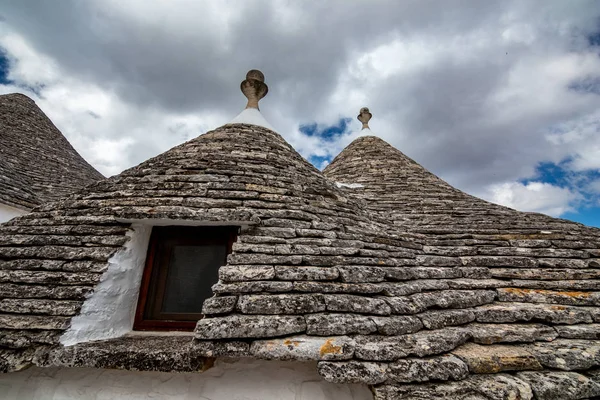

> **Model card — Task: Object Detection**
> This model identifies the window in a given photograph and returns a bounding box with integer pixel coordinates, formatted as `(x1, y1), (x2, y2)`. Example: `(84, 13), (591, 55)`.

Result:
(134, 226), (237, 331)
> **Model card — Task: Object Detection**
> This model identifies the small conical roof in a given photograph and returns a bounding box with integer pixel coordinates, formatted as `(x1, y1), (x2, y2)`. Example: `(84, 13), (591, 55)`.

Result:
(0, 93), (104, 209)
(324, 125), (592, 236)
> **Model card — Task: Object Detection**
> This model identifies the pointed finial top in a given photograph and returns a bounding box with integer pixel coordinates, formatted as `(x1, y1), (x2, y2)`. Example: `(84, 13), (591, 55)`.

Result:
(241, 69), (268, 110)
(357, 107), (372, 130)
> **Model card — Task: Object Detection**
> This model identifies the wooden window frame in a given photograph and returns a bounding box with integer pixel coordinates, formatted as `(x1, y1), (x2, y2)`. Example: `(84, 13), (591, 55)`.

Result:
(133, 225), (237, 331)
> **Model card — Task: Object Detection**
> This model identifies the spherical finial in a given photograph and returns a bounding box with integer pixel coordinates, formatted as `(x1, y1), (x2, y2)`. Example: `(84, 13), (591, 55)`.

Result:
(241, 69), (268, 110)
(357, 107), (372, 130)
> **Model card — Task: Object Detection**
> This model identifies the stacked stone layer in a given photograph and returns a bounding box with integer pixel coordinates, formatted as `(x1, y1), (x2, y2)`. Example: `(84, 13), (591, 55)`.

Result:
(0, 93), (104, 209)
(321, 135), (600, 398)
(1, 125), (599, 399)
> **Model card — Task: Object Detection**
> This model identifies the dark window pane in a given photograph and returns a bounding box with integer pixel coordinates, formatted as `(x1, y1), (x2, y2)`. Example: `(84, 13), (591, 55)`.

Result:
(161, 244), (227, 314)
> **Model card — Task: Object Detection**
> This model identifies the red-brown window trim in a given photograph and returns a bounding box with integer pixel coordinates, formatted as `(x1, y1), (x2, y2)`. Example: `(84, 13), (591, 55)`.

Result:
(133, 225), (237, 331)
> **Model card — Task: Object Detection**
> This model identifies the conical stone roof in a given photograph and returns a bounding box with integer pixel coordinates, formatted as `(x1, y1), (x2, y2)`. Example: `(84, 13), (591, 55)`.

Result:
(0, 93), (104, 209)
(0, 87), (599, 398)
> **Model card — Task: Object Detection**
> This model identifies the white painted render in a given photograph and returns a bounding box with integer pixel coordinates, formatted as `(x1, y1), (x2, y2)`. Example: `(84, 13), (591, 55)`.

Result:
(228, 108), (275, 131)
(0, 203), (28, 223)
(0, 359), (373, 400)
(60, 224), (152, 346)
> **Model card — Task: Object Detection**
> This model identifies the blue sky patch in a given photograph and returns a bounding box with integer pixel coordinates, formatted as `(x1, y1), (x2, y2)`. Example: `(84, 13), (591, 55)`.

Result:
(0, 48), (13, 85)
(300, 117), (352, 142)
(521, 160), (600, 227)
(308, 154), (333, 170)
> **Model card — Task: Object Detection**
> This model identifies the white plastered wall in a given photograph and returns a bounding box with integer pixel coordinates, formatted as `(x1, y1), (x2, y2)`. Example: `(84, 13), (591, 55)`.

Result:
(0, 203), (28, 223)
(0, 359), (373, 400)
(60, 223), (152, 345)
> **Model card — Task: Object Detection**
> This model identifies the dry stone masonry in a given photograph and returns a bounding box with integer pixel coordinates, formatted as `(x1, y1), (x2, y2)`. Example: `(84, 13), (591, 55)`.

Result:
(0, 73), (599, 399)
(0, 94), (104, 211)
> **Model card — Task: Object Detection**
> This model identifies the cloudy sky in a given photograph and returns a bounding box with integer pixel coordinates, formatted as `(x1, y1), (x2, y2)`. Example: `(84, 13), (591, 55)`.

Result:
(1, 0), (600, 227)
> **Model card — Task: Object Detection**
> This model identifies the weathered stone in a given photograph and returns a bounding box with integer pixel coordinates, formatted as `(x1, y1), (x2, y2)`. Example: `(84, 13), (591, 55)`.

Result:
(218, 265), (275, 282)
(491, 268), (600, 280)
(461, 256), (538, 268)
(555, 324), (600, 339)
(497, 287), (600, 306)
(445, 279), (505, 289)
(192, 340), (250, 358)
(305, 313), (377, 335)
(418, 309), (476, 329)
(337, 266), (385, 282)
(384, 267), (461, 280)
(457, 266), (492, 278)
(0, 298), (81, 316)
(384, 296), (426, 315)
(379, 280), (449, 296)
(517, 371), (600, 400)
(410, 290), (496, 310)
(226, 253), (302, 265)
(452, 342), (542, 373)
(371, 316), (423, 335)
(201, 296), (237, 314)
(0, 270), (101, 286)
(250, 335), (354, 361)
(387, 354), (469, 383)
(323, 294), (391, 315)
(194, 315), (306, 339)
(521, 339), (600, 370)
(374, 373), (533, 400)
(293, 281), (383, 294)
(237, 294), (325, 314)
(355, 328), (471, 361)
(0, 314), (70, 330)
(417, 255), (462, 266)
(0, 283), (92, 300)
(476, 302), (593, 324)
(274, 265), (339, 280)
(318, 360), (387, 384)
(510, 279), (600, 290)
(0, 330), (60, 349)
(211, 281), (293, 294)
(0, 348), (35, 373)
(40, 336), (208, 372)
(468, 323), (558, 344)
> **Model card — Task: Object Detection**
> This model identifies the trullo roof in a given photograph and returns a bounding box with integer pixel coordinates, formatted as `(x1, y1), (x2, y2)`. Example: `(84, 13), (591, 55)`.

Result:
(0, 72), (599, 399)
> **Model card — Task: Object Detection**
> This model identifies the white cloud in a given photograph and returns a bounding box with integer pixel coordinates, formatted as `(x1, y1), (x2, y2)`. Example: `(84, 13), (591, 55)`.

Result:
(483, 181), (581, 217)
(0, 0), (599, 221)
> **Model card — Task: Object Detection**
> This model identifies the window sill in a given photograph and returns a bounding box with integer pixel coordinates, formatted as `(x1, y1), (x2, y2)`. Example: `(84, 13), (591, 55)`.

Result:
(36, 335), (213, 373)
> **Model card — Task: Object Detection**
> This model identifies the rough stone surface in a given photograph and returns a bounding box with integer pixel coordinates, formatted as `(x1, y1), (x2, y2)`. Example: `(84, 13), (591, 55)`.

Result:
(517, 371), (600, 399)
(497, 287), (600, 306)
(520, 339), (600, 370)
(250, 335), (355, 361)
(195, 315), (306, 339)
(417, 309), (476, 329)
(387, 354), (468, 383)
(37, 336), (208, 372)
(555, 324), (600, 339)
(372, 373), (533, 400)
(323, 294), (391, 315)
(467, 323), (558, 344)
(452, 342), (542, 373)
(475, 302), (594, 324)
(318, 360), (387, 384)
(305, 313), (377, 336)
(237, 294), (325, 314)
(0, 93), (104, 210)
(355, 328), (471, 361)
(371, 316), (423, 335)
(202, 296), (238, 314)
